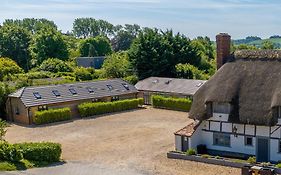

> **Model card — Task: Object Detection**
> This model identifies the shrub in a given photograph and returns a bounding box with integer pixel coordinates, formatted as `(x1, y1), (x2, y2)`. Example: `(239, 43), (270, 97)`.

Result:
(0, 57), (24, 81)
(276, 163), (281, 168)
(78, 98), (143, 117)
(247, 156), (256, 164)
(0, 142), (23, 162)
(39, 58), (73, 73)
(123, 75), (139, 85)
(151, 95), (192, 112)
(186, 148), (196, 155)
(33, 107), (71, 125)
(74, 67), (95, 81)
(15, 142), (61, 162)
(201, 154), (211, 159)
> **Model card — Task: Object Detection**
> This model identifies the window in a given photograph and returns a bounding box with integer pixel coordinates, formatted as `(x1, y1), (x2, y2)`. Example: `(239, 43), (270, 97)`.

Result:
(111, 96), (119, 101)
(106, 84), (113, 91)
(213, 102), (231, 114)
(69, 88), (77, 95)
(33, 92), (42, 99)
(245, 136), (253, 146)
(92, 98), (101, 102)
(52, 90), (61, 97)
(38, 105), (48, 111)
(278, 106), (281, 119)
(87, 87), (94, 93)
(122, 83), (129, 90)
(15, 107), (20, 115)
(213, 133), (230, 147)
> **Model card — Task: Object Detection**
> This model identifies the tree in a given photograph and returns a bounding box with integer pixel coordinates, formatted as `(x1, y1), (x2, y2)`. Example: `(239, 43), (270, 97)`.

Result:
(262, 41), (275, 49)
(29, 27), (69, 66)
(39, 58), (73, 73)
(111, 24), (141, 51)
(3, 18), (57, 34)
(79, 36), (112, 57)
(0, 58), (24, 80)
(235, 44), (258, 50)
(0, 24), (31, 70)
(73, 18), (114, 38)
(101, 52), (131, 78)
(0, 83), (14, 119)
(128, 28), (200, 79)
(175, 63), (209, 80)
(0, 119), (7, 141)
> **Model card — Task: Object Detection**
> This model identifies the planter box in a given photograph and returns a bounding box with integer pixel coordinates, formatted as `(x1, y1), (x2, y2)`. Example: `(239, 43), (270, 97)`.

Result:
(167, 151), (249, 168)
(167, 151), (281, 174)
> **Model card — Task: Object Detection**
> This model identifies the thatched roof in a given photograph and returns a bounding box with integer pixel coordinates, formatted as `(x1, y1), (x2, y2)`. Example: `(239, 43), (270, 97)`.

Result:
(189, 50), (281, 126)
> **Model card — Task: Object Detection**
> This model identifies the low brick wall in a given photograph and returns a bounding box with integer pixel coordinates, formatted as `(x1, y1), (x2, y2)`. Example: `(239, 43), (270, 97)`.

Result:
(167, 151), (249, 168)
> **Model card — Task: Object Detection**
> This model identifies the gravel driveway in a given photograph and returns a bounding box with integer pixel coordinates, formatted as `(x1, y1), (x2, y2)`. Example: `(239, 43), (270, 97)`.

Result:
(5, 108), (239, 175)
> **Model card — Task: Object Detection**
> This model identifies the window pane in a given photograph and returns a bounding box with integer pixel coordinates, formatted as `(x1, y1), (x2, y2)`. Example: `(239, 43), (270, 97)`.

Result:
(213, 102), (230, 114)
(213, 133), (230, 147)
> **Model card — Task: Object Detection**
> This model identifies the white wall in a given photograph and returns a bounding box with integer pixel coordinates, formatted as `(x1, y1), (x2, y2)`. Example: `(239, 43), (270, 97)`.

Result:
(175, 135), (182, 151)
(211, 113), (229, 121)
(270, 139), (281, 162)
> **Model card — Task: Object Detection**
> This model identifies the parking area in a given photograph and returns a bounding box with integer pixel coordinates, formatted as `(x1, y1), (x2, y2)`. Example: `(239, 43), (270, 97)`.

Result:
(5, 108), (239, 175)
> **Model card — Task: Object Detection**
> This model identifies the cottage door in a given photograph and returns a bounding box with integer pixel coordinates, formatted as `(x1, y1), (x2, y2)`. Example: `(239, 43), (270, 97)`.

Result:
(256, 137), (269, 162)
(181, 136), (189, 152)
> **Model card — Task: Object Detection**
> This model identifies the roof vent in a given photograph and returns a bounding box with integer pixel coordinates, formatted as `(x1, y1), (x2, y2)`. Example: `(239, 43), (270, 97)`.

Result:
(165, 79), (172, 85)
(152, 79), (159, 84)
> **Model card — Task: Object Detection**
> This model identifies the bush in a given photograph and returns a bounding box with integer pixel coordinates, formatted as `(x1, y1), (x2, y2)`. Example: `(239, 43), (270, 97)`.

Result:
(201, 154), (211, 159)
(186, 148), (196, 155)
(14, 142), (61, 162)
(33, 107), (71, 125)
(78, 98), (143, 117)
(123, 75), (139, 85)
(74, 67), (95, 81)
(39, 58), (73, 73)
(247, 156), (256, 164)
(0, 142), (23, 162)
(151, 95), (192, 112)
(276, 163), (281, 168)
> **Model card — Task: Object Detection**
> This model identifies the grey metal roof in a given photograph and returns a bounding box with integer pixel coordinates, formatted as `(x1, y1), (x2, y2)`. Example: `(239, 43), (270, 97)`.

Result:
(135, 77), (206, 96)
(76, 57), (106, 69)
(9, 79), (138, 107)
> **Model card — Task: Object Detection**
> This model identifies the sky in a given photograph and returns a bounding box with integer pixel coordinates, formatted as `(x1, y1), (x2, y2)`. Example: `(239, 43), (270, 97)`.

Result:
(1, 0), (281, 40)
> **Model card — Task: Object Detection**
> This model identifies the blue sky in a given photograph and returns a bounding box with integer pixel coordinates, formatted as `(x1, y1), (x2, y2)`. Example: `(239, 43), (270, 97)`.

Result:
(1, 0), (281, 39)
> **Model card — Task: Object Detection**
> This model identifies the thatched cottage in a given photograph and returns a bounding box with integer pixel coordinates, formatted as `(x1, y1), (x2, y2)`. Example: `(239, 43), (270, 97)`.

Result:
(175, 33), (281, 163)
(6, 79), (138, 125)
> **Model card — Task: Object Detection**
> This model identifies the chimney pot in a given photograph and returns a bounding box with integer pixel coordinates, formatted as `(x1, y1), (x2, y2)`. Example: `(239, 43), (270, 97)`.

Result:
(216, 33), (231, 70)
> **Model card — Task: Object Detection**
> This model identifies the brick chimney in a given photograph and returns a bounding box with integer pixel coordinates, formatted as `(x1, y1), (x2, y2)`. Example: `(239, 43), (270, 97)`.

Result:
(216, 33), (231, 70)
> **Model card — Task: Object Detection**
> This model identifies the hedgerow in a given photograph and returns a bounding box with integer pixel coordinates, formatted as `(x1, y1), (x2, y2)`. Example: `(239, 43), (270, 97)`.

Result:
(78, 98), (143, 117)
(33, 107), (71, 125)
(151, 95), (191, 111)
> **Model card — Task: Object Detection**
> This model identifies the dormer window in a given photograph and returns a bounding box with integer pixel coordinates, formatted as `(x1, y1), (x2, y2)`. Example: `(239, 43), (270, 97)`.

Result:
(33, 92), (42, 99)
(213, 102), (231, 114)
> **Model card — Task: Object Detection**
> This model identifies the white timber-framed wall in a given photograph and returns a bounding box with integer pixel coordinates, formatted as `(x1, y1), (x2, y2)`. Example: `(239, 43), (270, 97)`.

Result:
(176, 102), (281, 162)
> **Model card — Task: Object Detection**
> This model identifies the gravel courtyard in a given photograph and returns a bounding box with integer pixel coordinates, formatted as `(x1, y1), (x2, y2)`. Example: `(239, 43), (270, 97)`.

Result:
(5, 108), (239, 175)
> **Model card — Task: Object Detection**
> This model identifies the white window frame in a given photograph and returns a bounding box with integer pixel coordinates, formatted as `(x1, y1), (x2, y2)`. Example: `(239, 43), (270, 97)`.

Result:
(213, 132), (231, 147)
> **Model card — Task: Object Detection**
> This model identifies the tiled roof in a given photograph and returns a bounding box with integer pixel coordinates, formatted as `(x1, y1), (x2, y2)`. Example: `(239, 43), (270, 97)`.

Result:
(9, 79), (138, 107)
(135, 77), (206, 96)
(174, 120), (200, 137)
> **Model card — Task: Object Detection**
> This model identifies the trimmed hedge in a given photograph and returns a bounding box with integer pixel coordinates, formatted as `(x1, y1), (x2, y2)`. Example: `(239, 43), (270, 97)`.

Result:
(78, 98), (144, 117)
(151, 95), (192, 112)
(0, 142), (23, 162)
(14, 142), (61, 162)
(33, 107), (71, 125)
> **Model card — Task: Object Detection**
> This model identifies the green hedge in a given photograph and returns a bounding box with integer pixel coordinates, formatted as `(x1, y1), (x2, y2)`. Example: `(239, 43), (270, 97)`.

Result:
(78, 98), (144, 117)
(0, 142), (23, 162)
(33, 107), (71, 125)
(14, 142), (61, 162)
(151, 95), (192, 112)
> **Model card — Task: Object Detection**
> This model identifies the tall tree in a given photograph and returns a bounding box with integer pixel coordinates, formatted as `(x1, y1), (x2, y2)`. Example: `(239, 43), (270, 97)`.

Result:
(73, 18), (114, 38)
(3, 18), (57, 34)
(0, 24), (31, 70)
(29, 27), (69, 66)
(128, 28), (200, 79)
(79, 36), (112, 57)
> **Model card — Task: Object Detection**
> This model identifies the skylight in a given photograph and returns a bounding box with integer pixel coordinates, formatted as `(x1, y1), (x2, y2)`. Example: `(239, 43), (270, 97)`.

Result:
(196, 82), (203, 87)
(87, 87), (94, 93)
(33, 92), (42, 99)
(69, 88), (77, 95)
(106, 84), (113, 91)
(52, 90), (61, 97)
(122, 83), (129, 90)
